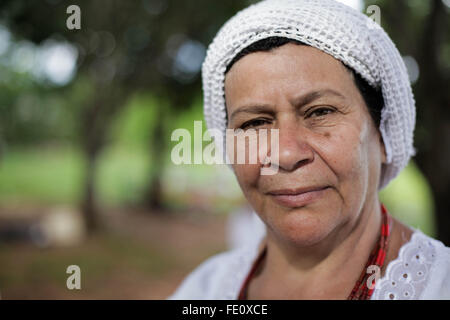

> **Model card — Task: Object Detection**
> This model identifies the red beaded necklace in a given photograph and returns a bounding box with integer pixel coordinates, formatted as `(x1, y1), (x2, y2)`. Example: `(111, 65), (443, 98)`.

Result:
(238, 204), (392, 300)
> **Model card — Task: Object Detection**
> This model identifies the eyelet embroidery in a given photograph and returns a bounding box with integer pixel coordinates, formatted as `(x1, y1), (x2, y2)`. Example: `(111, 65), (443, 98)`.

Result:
(371, 230), (437, 300)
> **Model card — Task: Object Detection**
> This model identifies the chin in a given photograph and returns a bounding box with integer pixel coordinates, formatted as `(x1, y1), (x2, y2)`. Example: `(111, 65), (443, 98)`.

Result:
(266, 204), (341, 247)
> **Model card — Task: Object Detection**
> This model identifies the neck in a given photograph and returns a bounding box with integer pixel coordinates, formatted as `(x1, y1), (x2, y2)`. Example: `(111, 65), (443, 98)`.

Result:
(262, 199), (382, 291)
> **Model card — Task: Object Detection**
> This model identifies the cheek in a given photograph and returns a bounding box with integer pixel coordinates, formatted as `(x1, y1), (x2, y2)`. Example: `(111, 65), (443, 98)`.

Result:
(318, 122), (371, 194)
(233, 163), (261, 192)
(227, 131), (269, 192)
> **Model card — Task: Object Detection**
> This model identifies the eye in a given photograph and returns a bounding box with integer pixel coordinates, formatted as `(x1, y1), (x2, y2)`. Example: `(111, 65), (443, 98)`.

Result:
(306, 106), (335, 118)
(239, 118), (271, 130)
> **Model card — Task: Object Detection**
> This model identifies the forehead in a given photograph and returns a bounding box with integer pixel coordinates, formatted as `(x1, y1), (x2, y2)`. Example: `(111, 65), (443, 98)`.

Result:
(224, 43), (355, 107)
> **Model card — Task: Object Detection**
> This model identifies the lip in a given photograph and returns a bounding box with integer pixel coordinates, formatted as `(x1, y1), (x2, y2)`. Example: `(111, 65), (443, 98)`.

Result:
(267, 186), (330, 208)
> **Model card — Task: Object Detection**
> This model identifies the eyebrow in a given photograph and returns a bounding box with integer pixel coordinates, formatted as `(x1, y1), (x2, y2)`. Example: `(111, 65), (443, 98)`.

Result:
(229, 89), (346, 122)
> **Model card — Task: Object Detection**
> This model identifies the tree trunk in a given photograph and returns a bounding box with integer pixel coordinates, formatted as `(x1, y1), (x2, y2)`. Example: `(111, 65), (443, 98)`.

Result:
(80, 97), (103, 236)
(79, 84), (130, 234)
(82, 151), (99, 234)
(144, 105), (168, 212)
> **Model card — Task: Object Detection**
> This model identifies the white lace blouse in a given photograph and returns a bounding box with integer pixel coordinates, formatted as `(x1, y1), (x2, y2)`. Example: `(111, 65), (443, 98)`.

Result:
(168, 228), (450, 300)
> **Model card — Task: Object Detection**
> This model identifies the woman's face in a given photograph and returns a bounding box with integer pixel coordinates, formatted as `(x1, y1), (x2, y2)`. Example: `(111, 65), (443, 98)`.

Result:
(224, 43), (386, 246)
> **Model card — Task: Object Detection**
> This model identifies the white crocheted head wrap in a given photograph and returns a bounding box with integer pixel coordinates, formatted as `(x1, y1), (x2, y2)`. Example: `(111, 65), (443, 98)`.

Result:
(202, 0), (416, 189)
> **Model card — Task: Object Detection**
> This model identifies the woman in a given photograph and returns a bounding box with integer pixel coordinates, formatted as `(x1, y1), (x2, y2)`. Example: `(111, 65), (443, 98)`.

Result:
(168, 0), (450, 299)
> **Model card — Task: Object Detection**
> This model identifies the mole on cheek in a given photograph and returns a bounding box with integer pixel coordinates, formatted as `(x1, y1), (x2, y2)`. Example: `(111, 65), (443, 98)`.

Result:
(324, 132), (331, 138)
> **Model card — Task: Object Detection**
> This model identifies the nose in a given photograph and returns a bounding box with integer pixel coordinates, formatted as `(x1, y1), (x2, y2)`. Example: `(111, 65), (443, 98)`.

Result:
(269, 122), (314, 172)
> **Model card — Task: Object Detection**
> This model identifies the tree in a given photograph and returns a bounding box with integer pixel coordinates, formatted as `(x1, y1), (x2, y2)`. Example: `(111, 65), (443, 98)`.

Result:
(0, 0), (252, 233)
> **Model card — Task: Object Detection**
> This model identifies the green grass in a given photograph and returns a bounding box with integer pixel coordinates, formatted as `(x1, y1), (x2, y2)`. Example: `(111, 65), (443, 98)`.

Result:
(95, 146), (152, 206)
(0, 146), (84, 205)
(0, 144), (241, 209)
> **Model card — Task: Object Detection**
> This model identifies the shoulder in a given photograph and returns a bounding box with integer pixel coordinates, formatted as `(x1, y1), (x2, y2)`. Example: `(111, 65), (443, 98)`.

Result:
(372, 229), (450, 300)
(166, 245), (255, 300)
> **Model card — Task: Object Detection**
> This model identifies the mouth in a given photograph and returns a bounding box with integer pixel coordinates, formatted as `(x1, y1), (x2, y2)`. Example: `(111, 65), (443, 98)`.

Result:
(267, 186), (330, 208)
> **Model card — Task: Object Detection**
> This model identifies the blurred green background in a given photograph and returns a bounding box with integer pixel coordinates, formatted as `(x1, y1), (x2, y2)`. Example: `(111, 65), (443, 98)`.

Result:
(0, 0), (449, 299)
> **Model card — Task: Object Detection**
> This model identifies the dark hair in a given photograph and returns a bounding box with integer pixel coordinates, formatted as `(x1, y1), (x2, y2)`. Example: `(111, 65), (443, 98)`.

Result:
(225, 37), (383, 127)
